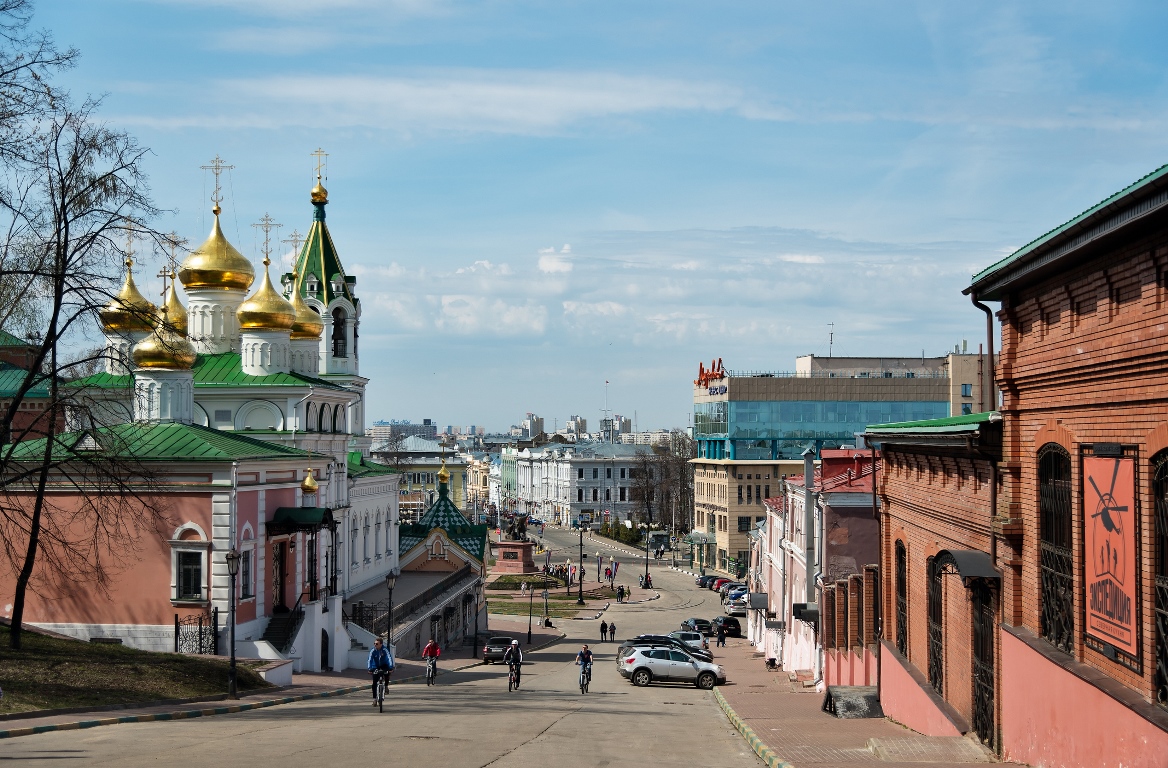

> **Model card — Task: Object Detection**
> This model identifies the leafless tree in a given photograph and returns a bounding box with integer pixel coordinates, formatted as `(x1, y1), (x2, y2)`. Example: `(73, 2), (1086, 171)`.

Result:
(0, 94), (171, 649)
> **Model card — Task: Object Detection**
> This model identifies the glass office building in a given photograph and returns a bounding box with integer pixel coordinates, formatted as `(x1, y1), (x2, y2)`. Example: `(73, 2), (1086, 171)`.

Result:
(695, 399), (949, 459)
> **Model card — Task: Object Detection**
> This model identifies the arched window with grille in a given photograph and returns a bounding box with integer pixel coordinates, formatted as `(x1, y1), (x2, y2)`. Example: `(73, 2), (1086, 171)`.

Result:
(332, 308), (347, 358)
(895, 540), (908, 655)
(927, 555), (944, 694)
(1038, 443), (1073, 652)
(305, 402), (316, 432)
(1153, 451), (1168, 708)
(334, 404), (345, 434)
(318, 403), (329, 433)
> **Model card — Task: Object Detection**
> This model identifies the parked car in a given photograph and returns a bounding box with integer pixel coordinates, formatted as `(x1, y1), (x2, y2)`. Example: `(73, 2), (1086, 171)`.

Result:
(718, 581), (746, 597)
(724, 601), (746, 617)
(619, 646), (726, 689)
(482, 636), (516, 663)
(618, 635), (713, 662)
(710, 616), (742, 637)
(695, 575), (719, 588)
(709, 578), (732, 591)
(725, 588), (749, 604)
(681, 617), (714, 635)
(669, 630), (709, 652)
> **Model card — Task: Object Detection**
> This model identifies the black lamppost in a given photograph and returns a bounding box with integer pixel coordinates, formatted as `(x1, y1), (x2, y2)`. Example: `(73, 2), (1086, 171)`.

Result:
(642, 523), (650, 582)
(526, 579), (535, 644)
(595, 551), (602, 582)
(385, 569), (399, 646)
(224, 548), (241, 699)
(577, 523), (585, 606)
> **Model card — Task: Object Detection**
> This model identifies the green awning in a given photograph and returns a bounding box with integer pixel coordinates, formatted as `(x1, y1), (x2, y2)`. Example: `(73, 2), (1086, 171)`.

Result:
(269, 507), (332, 533)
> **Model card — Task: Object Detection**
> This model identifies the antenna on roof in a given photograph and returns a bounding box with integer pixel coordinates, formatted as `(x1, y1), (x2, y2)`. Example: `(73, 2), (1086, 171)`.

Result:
(828, 322), (834, 358)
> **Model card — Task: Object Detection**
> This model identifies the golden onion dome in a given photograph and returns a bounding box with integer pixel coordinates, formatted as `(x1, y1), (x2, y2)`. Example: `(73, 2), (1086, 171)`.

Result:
(237, 256), (295, 331)
(162, 271), (187, 335)
(100, 260), (157, 333)
(310, 173), (328, 204)
(437, 460), (450, 484)
(301, 469), (319, 495)
(178, 207), (255, 292)
(289, 271), (324, 340)
(132, 308), (197, 370)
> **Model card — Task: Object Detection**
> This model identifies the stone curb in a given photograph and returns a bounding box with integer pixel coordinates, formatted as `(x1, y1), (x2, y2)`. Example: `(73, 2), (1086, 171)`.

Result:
(713, 688), (794, 768)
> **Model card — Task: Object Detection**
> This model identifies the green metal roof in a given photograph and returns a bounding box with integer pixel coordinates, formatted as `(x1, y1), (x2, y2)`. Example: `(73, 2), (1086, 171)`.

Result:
(0, 363), (51, 398)
(399, 478), (488, 562)
(348, 451), (399, 478)
(288, 200), (357, 308)
(968, 163), (1168, 299)
(68, 353), (345, 391)
(6, 422), (324, 462)
(0, 330), (32, 347)
(863, 411), (998, 435)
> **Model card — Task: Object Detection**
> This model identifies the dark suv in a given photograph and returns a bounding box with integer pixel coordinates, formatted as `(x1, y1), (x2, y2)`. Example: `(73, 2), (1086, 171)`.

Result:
(711, 616), (741, 637)
(617, 634), (714, 663)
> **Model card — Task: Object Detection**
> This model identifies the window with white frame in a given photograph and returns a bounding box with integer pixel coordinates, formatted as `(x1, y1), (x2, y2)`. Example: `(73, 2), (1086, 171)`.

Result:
(240, 548), (253, 598)
(177, 551), (203, 600)
(351, 518), (359, 565)
(375, 514), (382, 559)
(169, 524), (210, 603)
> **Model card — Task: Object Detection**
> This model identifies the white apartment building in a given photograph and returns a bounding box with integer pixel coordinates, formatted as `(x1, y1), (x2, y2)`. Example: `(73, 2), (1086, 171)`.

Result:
(513, 443), (645, 525)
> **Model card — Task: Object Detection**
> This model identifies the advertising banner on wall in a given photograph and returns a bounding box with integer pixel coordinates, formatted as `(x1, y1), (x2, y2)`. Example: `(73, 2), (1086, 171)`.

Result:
(1083, 456), (1138, 655)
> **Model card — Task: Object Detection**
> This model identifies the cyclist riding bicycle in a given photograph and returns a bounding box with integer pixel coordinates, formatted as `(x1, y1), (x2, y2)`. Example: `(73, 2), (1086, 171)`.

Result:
(503, 639), (523, 688)
(422, 638), (441, 684)
(367, 637), (395, 705)
(576, 644), (594, 692)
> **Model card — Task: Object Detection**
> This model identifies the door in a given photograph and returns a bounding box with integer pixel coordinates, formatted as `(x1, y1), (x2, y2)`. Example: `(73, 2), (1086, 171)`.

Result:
(669, 650), (696, 682)
(971, 581), (996, 749)
(645, 649), (673, 679)
(271, 542), (287, 612)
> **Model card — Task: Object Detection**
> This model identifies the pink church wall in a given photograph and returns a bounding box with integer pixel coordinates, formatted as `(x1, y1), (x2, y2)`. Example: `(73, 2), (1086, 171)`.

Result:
(1000, 629), (1168, 768)
(878, 641), (963, 737)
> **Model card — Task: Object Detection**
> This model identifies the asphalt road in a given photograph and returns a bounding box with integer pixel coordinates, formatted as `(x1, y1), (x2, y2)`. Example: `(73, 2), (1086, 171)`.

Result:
(2, 527), (760, 768)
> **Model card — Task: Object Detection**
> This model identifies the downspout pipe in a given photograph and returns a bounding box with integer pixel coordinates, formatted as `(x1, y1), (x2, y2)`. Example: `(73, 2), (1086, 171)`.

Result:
(970, 293), (996, 413)
(802, 448), (816, 604)
(871, 444), (881, 701)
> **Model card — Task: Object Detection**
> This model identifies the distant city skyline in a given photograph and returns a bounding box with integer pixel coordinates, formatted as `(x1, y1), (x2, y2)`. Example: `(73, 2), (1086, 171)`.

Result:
(37, 2), (1168, 429)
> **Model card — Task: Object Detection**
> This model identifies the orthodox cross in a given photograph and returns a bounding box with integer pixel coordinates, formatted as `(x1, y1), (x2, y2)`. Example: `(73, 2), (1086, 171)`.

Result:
(311, 147), (328, 181)
(282, 228), (303, 261)
(200, 154), (234, 213)
(252, 213), (282, 266)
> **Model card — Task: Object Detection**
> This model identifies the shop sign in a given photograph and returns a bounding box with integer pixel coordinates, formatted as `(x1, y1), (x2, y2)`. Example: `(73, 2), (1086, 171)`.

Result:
(707, 385), (727, 395)
(1083, 456), (1138, 656)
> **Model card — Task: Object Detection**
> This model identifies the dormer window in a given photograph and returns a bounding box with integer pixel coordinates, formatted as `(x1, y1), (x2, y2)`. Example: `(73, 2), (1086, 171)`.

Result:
(329, 273), (344, 296)
(306, 275), (320, 295)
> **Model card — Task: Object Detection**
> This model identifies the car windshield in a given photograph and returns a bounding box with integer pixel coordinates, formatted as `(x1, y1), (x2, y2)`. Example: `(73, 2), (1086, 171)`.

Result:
(488, 638), (512, 645)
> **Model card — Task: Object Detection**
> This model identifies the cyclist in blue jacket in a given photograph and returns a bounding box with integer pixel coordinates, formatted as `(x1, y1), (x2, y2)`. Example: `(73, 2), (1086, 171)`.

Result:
(367, 637), (395, 704)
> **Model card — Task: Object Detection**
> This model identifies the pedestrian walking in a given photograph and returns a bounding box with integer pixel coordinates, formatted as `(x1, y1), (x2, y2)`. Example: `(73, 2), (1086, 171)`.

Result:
(608, 621), (616, 642)
(600, 620), (608, 642)
(716, 624), (726, 647)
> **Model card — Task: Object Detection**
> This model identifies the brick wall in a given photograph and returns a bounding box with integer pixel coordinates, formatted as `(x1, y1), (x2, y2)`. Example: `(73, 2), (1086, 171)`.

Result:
(997, 226), (1168, 701)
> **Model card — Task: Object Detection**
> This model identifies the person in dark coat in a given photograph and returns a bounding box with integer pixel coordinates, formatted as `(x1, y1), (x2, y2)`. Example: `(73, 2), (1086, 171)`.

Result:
(599, 620), (608, 642)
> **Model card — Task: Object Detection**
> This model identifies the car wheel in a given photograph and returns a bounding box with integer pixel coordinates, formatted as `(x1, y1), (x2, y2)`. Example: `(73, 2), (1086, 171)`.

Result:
(632, 669), (652, 687)
(696, 672), (716, 689)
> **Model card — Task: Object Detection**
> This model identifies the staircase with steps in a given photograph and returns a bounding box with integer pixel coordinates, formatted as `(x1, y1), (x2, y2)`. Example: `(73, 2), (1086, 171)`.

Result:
(261, 604), (304, 654)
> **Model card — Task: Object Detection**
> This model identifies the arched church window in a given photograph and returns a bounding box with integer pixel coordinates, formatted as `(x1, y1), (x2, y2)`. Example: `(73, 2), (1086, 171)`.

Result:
(318, 403), (329, 433)
(332, 308), (347, 358)
(305, 402), (316, 432)
(334, 404), (345, 433)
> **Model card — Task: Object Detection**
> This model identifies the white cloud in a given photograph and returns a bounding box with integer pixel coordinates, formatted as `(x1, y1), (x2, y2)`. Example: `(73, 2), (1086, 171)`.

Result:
(538, 253), (573, 274)
(436, 296), (547, 336)
(455, 260), (512, 275)
(777, 253), (825, 264)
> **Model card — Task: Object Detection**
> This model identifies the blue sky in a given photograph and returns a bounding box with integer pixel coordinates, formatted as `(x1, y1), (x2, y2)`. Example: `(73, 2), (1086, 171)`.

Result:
(39, 1), (1168, 431)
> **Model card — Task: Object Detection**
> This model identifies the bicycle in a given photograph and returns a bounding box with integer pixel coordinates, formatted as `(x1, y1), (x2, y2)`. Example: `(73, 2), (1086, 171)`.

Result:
(372, 670), (390, 713)
(426, 657), (437, 686)
(508, 662), (521, 692)
(578, 662), (592, 694)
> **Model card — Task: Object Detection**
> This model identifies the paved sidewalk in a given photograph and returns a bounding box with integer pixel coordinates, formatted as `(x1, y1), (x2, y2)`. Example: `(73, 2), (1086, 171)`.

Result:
(714, 637), (998, 767)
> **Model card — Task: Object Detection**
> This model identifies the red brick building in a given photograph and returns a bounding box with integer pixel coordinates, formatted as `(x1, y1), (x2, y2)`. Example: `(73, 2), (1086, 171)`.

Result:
(865, 164), (1168, 767)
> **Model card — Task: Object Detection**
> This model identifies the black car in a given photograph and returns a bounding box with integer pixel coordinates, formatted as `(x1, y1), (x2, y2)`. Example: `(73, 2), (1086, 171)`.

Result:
(711, 616), (742, 637)
(695, 575), (719, 588)
(681, 618), (714, 635)
(482, 636), (516, 663)
(618, 634), (714, 663)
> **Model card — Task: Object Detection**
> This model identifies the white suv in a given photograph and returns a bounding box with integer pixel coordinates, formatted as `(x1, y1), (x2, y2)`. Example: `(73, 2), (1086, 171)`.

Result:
(619, 646), (726, 689)
(669, 630), (709, 652)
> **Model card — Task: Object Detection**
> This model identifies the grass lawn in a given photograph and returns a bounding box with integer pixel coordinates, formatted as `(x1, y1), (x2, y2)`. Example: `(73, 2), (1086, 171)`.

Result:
(486, 574), (565, 590)
(484, 598), (583, 619)
(0, 625), (271, 714)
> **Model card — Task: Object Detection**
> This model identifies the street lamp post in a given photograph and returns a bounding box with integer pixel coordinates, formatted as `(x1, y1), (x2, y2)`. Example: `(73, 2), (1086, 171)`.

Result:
(643, 523), (651, 583)
(385, 569), (399, 646)
(224, 548), (241, 699)
(595, 551), (602, 582)
(527, 579), (535, 644)
(577, 524), (586, 606)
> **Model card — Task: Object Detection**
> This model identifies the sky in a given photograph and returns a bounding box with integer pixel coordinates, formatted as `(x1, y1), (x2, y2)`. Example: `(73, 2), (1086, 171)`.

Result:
(36, 1), (1168, 432)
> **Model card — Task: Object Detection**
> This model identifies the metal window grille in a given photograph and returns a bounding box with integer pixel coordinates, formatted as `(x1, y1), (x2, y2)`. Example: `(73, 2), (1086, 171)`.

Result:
(927, 555), (944, 694)
(177, 551), (202, 600)
(1154, 453), (1168, 708)
(1038, 444), (1074, 653)
(241, 550), (252, 598)
(971, 580), (996, 748)
(895, 540), (908, 655)
(840, 582), (849, 653)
